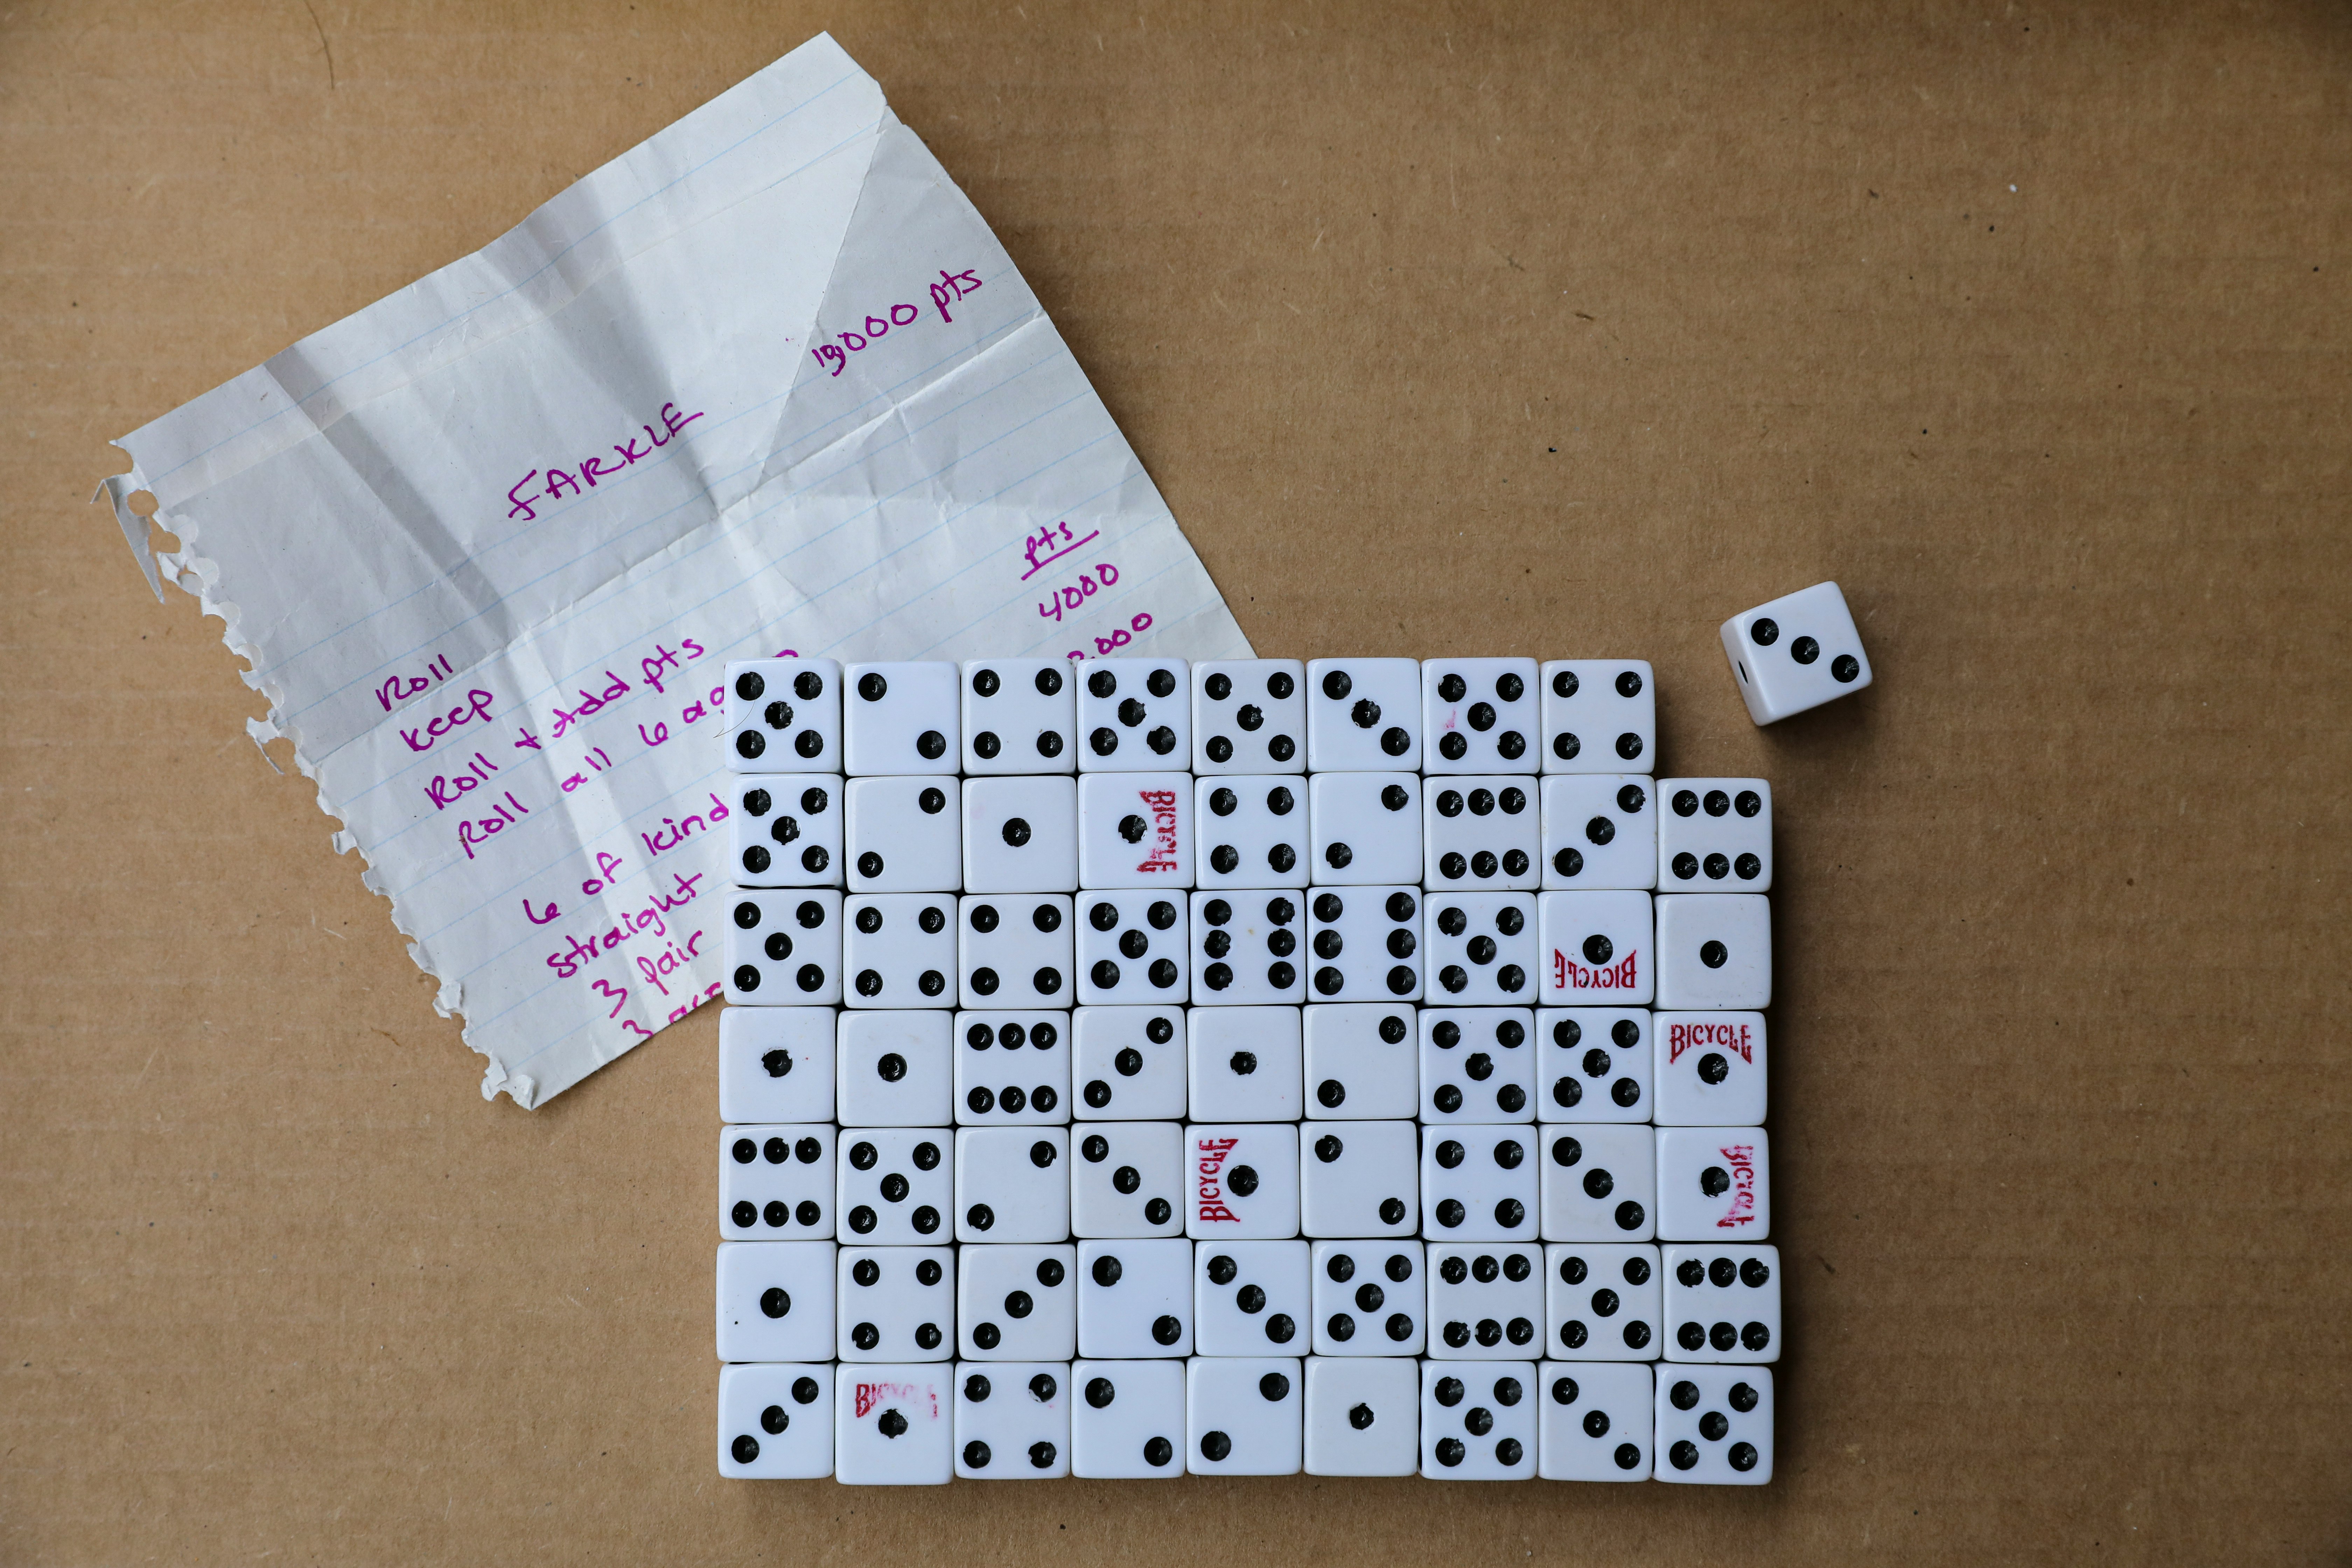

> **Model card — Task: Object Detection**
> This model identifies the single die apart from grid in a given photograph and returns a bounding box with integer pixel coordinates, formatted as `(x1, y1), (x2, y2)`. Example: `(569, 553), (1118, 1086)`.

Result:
(837, 1246), (954, 1362)
(1076, 1237), (1194, 1357)
(1426, 1243), (1544, 1360)
(842, 660), (960, 777)
(835, 1363), (953, 1485)
(1307, 772), (1422, 885)
(1721, 579), (1871, 727)
(1310, 1238), (1425, 1354)
(1073, 1006), (1186, 1120)
(1077, 890), (1190, 1006)
(1656, 1365), (1774, 1484)
(960, 658), (1076, 774)
(1539, 1125), (1657, 1242)
(1537, 1007), (1653, 1124)
(1420, 1362), (1538, 1479)
(1424, 892), (1537, 1005)
(1657, 1127), (1771, 1241)
(1072, 1122), (1184, 1237)
(725, 889), (843, 1005)
(959, 894), (1074, 1009)
(843, 776), (959, 892)
(837, 1128), (951, 1244)
(719, 1364), (833, 1479)
(1652, 1011), (1766, 1126)
(1305, 886), (1424, 1002)
(1079, 657), (1190, 771)
(1539, 659), (1655, 775)
(955, 1362), (1071, 1479)
(1188, 1006), (1302, 1121)
(1190, 890), (1306, 1005)
(1658, 778), (1773, 892)
(1301, 1120), (1420, 1238)
(718, 1007), (835, 1124)
(1655, 894), (1772, 1010)
(954, 1127), (1071, 1244)
(1305, 658), (1422, 771)
(1419, 1008), (1534, 1124)
(1195, 775), (1309, 891)
(1546, 1242), (1661, 1362)
(1538, 1362), (1653, 1481)
(1540, 775), (1657, 891)
(1423, 777), (1538, 891)
(958, 1244), (1078, 1361)
(716, 1240), (838, 1362)
(721, 1125), (835, 1240)
(726, 657), (841, 773)
(1422, 658), (1539, 774)
(1188, 1357), (1304, 1476)
(1192, 658), (1305, 775)
(1304, 1355), (1420, 1476)
(1070, 1358), (1186, 1477)
(1194, 1238), (1309, 1354)
(963, 777), (1079, 893)
(1422, 1125), (1540, 1245)
(1303, 1003), (1419, 1120)
(953, 1011), (1071, 1126)
(730, 773), (844, 887)
(1664, 1244), (1782, 1363)
(837, 1010), (953, 1127)
(1536, 890), (1653, 1007)
(1078, 773), (1194, 888)
(843, 895), (957, 1009)
(1186, 1123), (1300, 1240)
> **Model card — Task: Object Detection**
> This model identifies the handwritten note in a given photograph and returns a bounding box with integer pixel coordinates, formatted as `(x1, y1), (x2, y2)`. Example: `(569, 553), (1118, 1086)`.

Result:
(96, 34), (1249, 1107)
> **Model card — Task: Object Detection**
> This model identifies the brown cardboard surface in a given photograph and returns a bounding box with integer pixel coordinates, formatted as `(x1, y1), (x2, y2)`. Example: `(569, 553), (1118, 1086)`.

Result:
(4, 1), (2348, 1561)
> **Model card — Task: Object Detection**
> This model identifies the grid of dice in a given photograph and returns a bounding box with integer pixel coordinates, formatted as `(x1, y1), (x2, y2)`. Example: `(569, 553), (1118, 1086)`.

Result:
(714, 652), (1780, 1485)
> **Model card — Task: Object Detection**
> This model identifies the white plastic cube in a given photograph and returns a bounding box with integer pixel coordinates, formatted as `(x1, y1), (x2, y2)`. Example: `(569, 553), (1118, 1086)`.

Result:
(719, 1008), (835, 1124)
(1072, 1006), (1187, 1120)
(1535, 890), (1653, 1007)
(1655, 893), (1771, 1010)
(726, 657), (842, 773)
(959, 658), (1076, 774)
(842, 660), (959, 776)
(1192, 659), (1306, 775)
(1539, 659), (1654, 774)
(718, 1363), (833, 1478)
(1721, 580), (1871, 726)
(1421, 657), (1539, 773)
(1078, 657), (1189, 771)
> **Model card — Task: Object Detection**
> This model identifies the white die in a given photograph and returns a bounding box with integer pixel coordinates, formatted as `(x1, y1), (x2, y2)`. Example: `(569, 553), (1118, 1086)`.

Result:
(721, 1124), (835, 1240)
(1305, 886), (1425, 1002)
(1545, 1242), (1662, 1362)
(1721, 580), (1871, 726)
(1194, 1239), (1310, 1355)
(1305, 657), (1422, 771)
(1304, 1356), (1420, 1476)
(1187, 1006), (1302, 1121)
(955, 1127), (1072, 1243)
(1537, 1007), (1653, 1124)
(1419, 1362), (1537, 1478)
(1539, 1125), (1657, 1242)
(1664, 1244), (1781, 1363)
(718, 1364), (832, 1478)
(837, 1127), (951, 1245)
(960, 658), (1076, 774)
(1310, 1238), (1426, 1355)
(1302, 1003), (1419, 1120)
(962, 777), (1079, 894)
(1077, 772), (1194, 888)
(843, 895), (957, 1009)
(726, 657), (842, 773)
(1301, 1120), (1420, 1238)
(957, 1243), (1077, 1361)
(1656, 1365), (1774, 1484)
(1423, 777), (1538, 890)
(834, 1363), (953, 1485)
(1079, 657), (1190, 771)
(716, 1240), (837, 1362)
(1072, 1006), (1186, 1120)
(1422, 658), (1539, 773)
(1424, 892), (1538, 1006)
(1421, 1125), (1539, 1245)
(958, 894), (1074, 1010)
(1418, 1008), (1535, 1124)
(1192, 659), (1305, 775)
(1195, 775), (1310, 890)
(954, 1362), (1071, 1478)
(1652, 1012), (1766, 1126)
(1186, 1123), (1300, 1240)
(844, 776), (960, 892)
(1077, 890), (1190, 1006)
(1540, 775), (1657, 890)
(1070, 1358), (1186, 1477)
(719, 1008), (834, 1124)
(1076, 1237), (1193, 1357)
(1071, 1121), (1184, 1237)
(1307, 772), (1422, 885)
(1536, 890), (1653, 1006)
(838, 1246), (954, 1361)
(1539, 659), (1655, 774)
(837, 1010), (953, 1127)
(1658, 778), (1772, 891)
(1190, 890), (1307, 1005)
(1538, 1362), (1652, 1481)
(1427, 1242), (1544, 1360)
(842, 660), (959, 776)
(1657, 1127), (1770, 1241)
(1188, 1357), (1304, 1476)
(953, 1010), (1071, 1126)
(730, 773), (844, 887)
(724, 888), (843, 1006)
(1655, 894), (1771, 1009)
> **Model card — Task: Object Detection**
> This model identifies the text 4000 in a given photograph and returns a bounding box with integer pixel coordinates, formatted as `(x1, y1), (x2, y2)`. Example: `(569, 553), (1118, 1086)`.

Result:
(1037, 562), (1122, 624)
